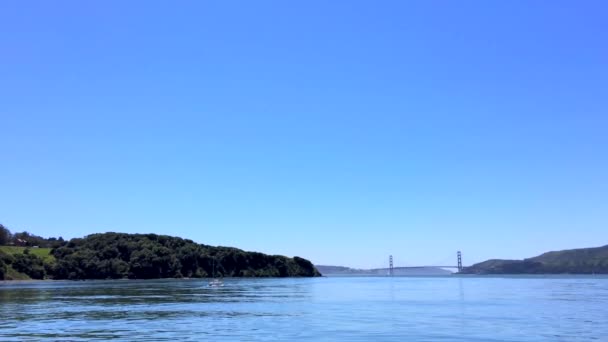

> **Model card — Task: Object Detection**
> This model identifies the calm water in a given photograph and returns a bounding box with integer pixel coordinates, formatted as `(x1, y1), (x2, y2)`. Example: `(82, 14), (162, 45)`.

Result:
(1, 276), (607, 341)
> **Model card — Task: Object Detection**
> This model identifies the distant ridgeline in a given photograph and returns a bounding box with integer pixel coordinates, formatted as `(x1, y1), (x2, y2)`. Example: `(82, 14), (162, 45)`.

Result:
(0, 230), (320, 280)
(315, 265), (451, 276)
(461, 245), (608, 274)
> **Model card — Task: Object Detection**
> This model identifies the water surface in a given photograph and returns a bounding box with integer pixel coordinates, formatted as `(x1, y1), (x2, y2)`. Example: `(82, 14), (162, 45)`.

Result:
(1, 276), (607, 341)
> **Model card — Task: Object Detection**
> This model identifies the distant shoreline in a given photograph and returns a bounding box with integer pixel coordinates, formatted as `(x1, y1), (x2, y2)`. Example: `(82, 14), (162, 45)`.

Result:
(3, 274), (608, 285)
(461, 244), (608, 275)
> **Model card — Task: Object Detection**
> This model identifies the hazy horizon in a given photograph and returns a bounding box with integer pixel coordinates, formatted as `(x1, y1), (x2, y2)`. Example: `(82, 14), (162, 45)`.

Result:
(2, 1), (607, 269)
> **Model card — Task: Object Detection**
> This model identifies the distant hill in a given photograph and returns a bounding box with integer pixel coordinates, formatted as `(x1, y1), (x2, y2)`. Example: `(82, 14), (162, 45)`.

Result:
(315, 265), (352, 274)
(316, 265), (452, 276)
(461, 245), (608, 274)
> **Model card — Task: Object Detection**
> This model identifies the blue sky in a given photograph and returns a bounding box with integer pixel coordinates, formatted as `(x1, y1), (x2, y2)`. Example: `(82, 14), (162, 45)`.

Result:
(1, 1), (607, 268)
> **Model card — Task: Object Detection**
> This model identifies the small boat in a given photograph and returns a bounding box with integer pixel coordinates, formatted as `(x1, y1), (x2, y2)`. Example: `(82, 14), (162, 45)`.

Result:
(208, 256), (224, 287)
(208, 278), (224, 287)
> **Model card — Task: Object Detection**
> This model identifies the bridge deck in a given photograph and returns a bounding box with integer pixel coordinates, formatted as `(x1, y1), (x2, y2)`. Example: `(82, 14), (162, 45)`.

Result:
(385, 266), (460, 269)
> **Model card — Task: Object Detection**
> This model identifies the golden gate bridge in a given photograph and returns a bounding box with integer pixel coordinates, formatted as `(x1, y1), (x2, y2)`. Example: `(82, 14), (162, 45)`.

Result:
(387, 251), (463, 275)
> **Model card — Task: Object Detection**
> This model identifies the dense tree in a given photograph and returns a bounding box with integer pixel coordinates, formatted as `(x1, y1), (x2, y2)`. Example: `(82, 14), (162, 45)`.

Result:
(49, 232), (321, 280)
(12, 231), (65, 248)
(0, 224), (65, 248)
(0, 250), (14, 265)
(0, 224), (10, 245)
(12, 252), (46, 279)
(0, 249), (14, 280)
(0, 259), (6, 280)
(1, 231), (321, 280)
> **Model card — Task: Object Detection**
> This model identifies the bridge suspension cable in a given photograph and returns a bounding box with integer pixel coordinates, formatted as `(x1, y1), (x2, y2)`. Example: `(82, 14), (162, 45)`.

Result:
(387, 251), (464, 272)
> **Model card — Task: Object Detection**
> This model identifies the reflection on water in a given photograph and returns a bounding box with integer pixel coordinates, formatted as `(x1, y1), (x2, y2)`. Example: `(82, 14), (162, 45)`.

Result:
(1, 277), (607, 341)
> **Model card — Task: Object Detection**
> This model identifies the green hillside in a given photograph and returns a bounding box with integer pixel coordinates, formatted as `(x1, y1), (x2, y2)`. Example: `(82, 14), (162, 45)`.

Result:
(3, 265), (31, 280)
(0, 246), (54, 280)
(50, 232), (320, 280)
(461, 245), (608, 274)
(1, 227), (321, 280)
(0, 246), (54, 261)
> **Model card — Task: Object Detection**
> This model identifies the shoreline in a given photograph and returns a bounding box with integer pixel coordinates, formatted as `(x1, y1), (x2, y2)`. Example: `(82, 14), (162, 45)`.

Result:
(3, 274), (608, 285)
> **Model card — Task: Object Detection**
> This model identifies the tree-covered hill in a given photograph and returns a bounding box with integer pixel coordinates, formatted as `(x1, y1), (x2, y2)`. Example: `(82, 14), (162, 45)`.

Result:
(0, 247), (52, 280)
(461, 245), (608, 274)
(0, 224), (65, 248)
(49, 232), (320, 280)
(0, 227), (321, 280)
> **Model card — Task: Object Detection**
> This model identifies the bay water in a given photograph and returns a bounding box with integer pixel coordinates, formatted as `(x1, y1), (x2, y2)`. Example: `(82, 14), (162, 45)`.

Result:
(1, 276), (606, 341)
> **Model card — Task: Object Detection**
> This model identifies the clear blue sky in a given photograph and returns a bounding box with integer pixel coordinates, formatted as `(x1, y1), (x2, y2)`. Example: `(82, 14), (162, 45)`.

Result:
(1, 1), (607, 268)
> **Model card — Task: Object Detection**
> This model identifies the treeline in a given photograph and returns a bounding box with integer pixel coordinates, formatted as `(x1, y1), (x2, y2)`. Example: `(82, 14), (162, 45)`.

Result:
(1, 230), (321, 280)
(0, 224), (65, 248)
(0, 248), (47, 280)
(51, 233), (320, 279)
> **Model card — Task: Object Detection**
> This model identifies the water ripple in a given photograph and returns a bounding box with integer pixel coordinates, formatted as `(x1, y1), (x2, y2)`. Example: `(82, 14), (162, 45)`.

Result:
(1, 277), (608, 341)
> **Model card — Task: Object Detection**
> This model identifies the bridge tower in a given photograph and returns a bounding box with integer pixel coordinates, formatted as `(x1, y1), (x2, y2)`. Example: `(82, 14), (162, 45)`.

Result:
(457, 251), (463, 272)
(389, 255), (394, 276)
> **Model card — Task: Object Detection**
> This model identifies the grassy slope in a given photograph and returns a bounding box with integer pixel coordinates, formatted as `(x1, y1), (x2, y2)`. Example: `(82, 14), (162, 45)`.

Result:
(0, 246), (53, 280)
(4, 266), (31, 280)
(0, 246), (54, 261)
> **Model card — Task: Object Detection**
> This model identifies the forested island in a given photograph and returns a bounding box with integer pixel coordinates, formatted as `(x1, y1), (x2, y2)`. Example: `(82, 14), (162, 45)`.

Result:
(461, 245), (608, 274)
(0, 225), (320, 280)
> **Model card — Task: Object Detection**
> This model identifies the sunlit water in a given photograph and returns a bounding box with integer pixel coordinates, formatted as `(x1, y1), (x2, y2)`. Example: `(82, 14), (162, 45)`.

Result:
(1, 276), (607, 341)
